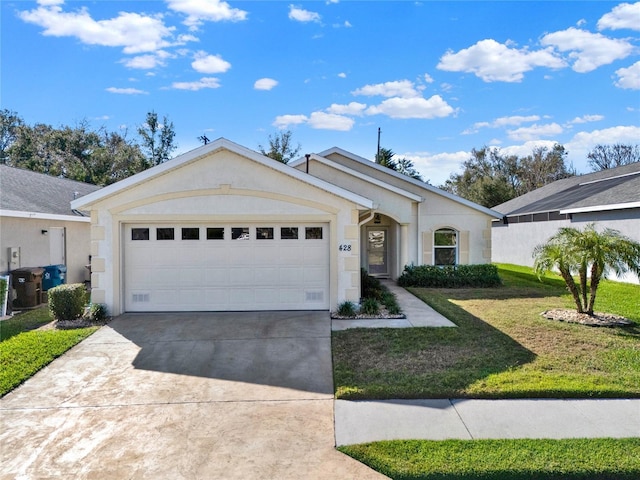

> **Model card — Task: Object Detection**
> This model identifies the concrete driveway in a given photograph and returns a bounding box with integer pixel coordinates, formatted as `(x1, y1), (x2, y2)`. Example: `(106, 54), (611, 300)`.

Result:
(0, 312), (384, 479)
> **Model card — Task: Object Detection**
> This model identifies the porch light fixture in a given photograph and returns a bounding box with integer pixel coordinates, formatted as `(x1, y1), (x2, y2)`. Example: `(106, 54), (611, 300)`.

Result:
(374, 214), (381, 224)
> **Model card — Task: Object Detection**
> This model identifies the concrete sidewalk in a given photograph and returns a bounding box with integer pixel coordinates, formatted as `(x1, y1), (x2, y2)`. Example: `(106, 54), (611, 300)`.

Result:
(332, 279), (456, 330)
(335, 398), (640, 446)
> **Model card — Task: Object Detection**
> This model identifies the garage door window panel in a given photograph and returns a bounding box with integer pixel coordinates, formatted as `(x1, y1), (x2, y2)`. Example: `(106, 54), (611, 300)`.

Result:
(257, 227), (274, 240)
(232, 227), (250, 240)
(207, 227), (225, 240)
(132, 228), (149, 241)
(305, 227), (323, 239)
(182, 227), (200, 240)
(157, 228), (175, 240)
(281, 227), (298, 240)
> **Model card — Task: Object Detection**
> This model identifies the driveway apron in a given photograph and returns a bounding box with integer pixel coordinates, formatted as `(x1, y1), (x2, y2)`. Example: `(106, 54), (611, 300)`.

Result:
(0, 312), (384, 479)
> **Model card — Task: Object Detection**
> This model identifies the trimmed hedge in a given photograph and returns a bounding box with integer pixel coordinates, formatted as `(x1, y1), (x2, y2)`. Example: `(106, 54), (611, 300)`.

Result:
(48, 283), (88, 321)
(398, 264), (502, 288)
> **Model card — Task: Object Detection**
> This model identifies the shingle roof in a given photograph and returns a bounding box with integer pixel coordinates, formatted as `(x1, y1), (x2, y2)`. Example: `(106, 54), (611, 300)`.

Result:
(493, 162), (640, 215)
(0, 165), (101, 216)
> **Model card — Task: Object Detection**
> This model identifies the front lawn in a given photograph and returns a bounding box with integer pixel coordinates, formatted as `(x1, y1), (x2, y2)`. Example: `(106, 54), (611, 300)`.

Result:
(0, 308), (98, 396)
(332, 264), (640, 399)
(340, 438), (640, 480)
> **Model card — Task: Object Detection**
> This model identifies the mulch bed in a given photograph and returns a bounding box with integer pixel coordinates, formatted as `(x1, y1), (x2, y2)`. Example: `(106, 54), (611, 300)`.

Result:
(541, 309), (633, 327)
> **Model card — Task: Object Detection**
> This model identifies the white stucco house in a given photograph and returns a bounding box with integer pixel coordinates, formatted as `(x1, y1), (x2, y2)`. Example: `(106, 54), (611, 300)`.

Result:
(72, 138), (501, 315)
(0, 165), (99, 285)
(492, 161), (640, 284)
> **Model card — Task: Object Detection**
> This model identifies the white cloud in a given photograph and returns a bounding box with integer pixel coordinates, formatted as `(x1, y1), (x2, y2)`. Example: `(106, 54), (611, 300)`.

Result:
(326, 102), (367, 116)
(567, 114), (604, 124)
(366, 95), (455, 119)
(338, 72), (347, 78)
(498, 140), (560, 159)
(273, 114), (308, 129)
(597, 2), (640, 31)
(566, 125), (640, 172)
(507, 122), (563, 141)
(19, 3), (174, 54)
(171, 77), (221, 90)
(437, 39), (565, 82)
(402, 151), (470, 185)
(191, 51), (231, 73)
(288, 5), (321, 23)
(106, 87), (148, 95)
(122, 52), (171, 69)
(308, 112), (354, 131)
(615, 61), (640, 90)
(463, 115), (540, 134)
(540, 27), (634, 73)
(254, 78), (278, 90)
(166, 0), (247, 29)
(423, 73), (434, 83)
(568, 125), (640, 149)
(352, 80), (420, 98)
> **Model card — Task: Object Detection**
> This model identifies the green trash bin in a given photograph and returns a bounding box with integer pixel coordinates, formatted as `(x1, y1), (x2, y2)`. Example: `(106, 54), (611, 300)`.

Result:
(42, 264), (67, 291)
(11, 267), (45, 309)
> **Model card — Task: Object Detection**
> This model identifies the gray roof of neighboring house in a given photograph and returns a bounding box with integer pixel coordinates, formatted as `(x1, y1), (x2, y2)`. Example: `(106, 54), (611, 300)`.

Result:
(0, 164), (101, 216)
(493, 162), (640, 216)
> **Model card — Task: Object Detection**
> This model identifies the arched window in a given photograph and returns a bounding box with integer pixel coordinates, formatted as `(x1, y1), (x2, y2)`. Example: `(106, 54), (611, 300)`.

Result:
(434, 228), (458, 266)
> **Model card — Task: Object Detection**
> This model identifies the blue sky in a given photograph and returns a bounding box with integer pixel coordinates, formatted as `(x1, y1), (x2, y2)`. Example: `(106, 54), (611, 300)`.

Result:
(2, 0), (639, 185)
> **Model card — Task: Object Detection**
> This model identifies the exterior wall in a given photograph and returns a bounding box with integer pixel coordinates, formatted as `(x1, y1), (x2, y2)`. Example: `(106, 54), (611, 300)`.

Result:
(420, 193), (493, 265)
(492, 210), (640, 284)
(0, 216), (91, 284)
(87, 149), (363, 315)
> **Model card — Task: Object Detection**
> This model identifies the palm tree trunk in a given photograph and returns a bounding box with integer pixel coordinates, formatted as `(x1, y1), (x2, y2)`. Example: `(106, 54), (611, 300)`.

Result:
(578, 262), (588, 312)
(560, 268), (584, 313)
(587, 263), (602, 315)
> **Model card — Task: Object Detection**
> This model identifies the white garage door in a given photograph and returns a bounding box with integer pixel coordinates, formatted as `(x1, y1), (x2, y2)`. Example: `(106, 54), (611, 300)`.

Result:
(123, 223), (329, 312)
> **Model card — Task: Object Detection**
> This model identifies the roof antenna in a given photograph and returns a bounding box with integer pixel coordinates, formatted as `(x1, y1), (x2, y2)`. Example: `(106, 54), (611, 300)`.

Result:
(377, 127), (381, 163)
(198, 134), (210, 145)
(305, 153), (310, 173)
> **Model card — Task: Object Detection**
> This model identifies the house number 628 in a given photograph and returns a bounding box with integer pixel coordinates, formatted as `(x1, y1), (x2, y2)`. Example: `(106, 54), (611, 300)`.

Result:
(339, 244), (352, 251)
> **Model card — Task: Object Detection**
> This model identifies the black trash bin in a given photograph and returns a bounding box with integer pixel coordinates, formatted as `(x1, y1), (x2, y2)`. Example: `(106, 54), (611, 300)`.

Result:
(42, 264), (67, 291)
(11, 267), (45, 309)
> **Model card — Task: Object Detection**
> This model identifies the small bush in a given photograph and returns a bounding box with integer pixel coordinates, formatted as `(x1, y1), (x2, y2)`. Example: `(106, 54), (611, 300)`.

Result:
(361, 269), (383, 300)
(336, 301), (357, 317)
(84, 303), (108, 323)
(398, 264), (502, 288)
(361, 298), (380, 316)
(48, 284), (88, 321)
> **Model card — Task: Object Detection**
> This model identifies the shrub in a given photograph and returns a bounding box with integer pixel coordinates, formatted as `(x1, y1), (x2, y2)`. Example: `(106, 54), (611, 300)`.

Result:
(398, 264), (502, 288)
(48, 284), (88, 321)
(361, 269), (383, 300)
(336, 301), (357, 317)
(361, 298), (380, 316)
(84, 303), (108, 323)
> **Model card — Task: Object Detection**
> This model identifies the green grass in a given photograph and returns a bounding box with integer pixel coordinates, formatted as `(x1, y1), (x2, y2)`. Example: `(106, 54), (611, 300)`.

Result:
(0, 308), (97, 396)
(340, 438), (640, 480)
(332, 264), (640, 399)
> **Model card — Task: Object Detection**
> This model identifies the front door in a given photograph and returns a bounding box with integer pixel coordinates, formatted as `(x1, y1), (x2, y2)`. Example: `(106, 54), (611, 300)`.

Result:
(367, 227), (388, 276)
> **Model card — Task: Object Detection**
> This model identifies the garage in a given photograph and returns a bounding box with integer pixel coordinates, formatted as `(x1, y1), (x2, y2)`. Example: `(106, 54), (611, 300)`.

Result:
(123, 223), (329, 312)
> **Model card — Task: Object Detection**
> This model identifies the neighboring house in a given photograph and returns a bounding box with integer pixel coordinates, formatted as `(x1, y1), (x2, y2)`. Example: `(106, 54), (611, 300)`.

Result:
(72, 138), (501, 316)
(0, 165), (100, 284)
(492, 162), (640, 284)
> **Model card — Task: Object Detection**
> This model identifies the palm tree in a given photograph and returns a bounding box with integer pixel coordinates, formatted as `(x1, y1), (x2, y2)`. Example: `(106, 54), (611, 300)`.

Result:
(533, 223), (640, 315)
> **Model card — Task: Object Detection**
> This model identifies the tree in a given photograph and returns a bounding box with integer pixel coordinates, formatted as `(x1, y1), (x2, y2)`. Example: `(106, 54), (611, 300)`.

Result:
(587, 144), (640, 171)
(533, 223), (640, 315)
(0, 109), (23, 164)
(258, 130), (301, 164)
(441, 144), (574, 208)
(441, 147), (518, 207)
(137, 111), (177, 166)
(375, 147), (423, 181)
